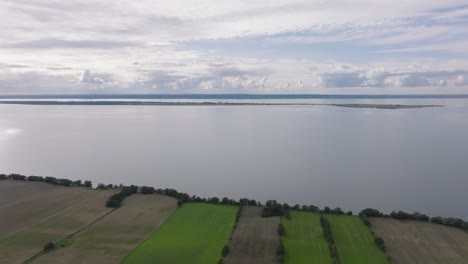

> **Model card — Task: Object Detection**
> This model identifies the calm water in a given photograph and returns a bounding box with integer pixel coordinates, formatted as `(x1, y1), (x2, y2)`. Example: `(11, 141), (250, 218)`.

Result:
(1, 98), (467, 219)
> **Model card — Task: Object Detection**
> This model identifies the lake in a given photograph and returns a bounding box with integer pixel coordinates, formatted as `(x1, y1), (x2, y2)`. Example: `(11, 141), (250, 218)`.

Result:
(1, 96), (467, 219)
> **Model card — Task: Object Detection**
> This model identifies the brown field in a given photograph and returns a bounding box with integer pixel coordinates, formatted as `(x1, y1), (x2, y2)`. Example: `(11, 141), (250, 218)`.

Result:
(224, 206), (280, 264)
(0, 189), (115, 264)
(32, 194), (178, 264)
(371, 218), (468, 264)
(0, 180), (96, 237)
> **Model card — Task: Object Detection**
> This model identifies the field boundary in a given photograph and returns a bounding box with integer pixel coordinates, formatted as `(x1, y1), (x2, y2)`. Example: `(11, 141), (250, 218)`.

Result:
(120, 206), (180, 263)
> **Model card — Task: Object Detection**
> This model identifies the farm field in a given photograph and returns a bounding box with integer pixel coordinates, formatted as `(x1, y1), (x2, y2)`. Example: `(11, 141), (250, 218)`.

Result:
(123, 203), (237, 264)
(283, 211), (332, 264)
(33, 194), (178, 264)
(370, 218), (468, 264)
(327, 215), (389, 264)
(0, 190), (114, 264)
(224, 206), (279, 264)
(0, 180), (96, 237)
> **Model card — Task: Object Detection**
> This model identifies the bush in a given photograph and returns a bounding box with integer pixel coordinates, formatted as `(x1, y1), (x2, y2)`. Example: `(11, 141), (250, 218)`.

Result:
(217, 258), (223, 264)
(106, 199), (122, 208)
(278, 223), (286, 236)
(360, 215), (371, 227)
(221, 245), (230, 257)
(284, 210), (292, 220)
(44, 242), (55, 251)
(374, 237), (386, 252)
(177, 200), (183, 207)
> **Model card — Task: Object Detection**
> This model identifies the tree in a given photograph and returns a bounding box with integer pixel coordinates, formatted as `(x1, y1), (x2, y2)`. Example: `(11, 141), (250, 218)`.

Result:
(141, 186), (155, 194)
(209, 197), (220, 204)
(84, 180), (92, 188)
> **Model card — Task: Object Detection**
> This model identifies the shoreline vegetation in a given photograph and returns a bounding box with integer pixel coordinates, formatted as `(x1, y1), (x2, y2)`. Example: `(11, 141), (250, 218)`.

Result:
(1, 173), (466, 232)
(0, 100), (442, 109)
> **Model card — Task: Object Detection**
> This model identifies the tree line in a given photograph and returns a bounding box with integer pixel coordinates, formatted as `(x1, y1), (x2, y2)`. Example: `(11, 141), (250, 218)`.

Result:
(359, 208), (468, 233)
(261, 200), (352, 218)
(0, 173), (92, 188)
(3, 172), (467, 232)
(320, 214), (341, 264)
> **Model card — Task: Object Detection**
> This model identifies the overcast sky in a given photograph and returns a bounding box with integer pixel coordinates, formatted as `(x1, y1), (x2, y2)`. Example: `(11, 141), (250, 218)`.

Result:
(1, 0), (468, 94)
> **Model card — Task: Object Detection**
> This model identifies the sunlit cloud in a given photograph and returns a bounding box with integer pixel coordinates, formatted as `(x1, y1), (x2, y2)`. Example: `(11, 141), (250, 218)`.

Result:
(1, 0), (468, 94)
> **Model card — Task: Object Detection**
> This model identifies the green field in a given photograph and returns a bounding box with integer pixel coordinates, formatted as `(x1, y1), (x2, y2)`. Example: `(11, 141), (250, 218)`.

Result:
(282, 211), (332, 264)
(327, 215), (388, 264)
(122, 203), (238, 264)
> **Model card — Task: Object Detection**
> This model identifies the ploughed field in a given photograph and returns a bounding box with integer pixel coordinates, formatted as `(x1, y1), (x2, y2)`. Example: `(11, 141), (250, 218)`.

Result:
(1, 180), (467, 264)
(0, 180), (95, 238)
(224, 206), (280, 264)
(371, 218), (468, 264)
(283, 211), (332, 264)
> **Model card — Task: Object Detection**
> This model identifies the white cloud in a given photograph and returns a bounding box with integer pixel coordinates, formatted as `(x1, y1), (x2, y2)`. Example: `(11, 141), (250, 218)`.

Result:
(1, 1), (468, 93)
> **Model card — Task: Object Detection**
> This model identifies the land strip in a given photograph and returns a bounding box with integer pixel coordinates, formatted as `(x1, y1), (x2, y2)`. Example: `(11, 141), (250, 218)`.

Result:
(224, 206), (280, 264)
(327, 215), (389, 264)
(123, 203), (237, 264)
(370, 217), (468, 264)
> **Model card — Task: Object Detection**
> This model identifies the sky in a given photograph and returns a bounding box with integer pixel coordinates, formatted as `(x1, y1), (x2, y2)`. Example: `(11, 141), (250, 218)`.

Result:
(1, 0), (468, 94)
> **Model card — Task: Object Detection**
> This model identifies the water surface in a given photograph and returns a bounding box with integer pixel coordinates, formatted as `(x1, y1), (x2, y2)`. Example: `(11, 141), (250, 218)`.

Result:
(1, 98), (467, 219)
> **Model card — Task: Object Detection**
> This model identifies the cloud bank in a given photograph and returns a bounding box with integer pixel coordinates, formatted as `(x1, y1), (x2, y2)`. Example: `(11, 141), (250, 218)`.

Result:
(1, 0), (468, 94)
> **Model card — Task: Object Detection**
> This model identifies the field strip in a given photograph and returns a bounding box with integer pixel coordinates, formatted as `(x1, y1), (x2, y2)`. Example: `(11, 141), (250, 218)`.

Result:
(327, 215), (389, 264)
(122, 203), (238, 264)
(31, 194), (178, 264)
(121, 204), (179, 261)
(0, 190), (99, 240)
(224, 206), (280, 264)
(0, 190), (114, 264)
(283, 211), (332, 264)
(370, 218), (468, 264)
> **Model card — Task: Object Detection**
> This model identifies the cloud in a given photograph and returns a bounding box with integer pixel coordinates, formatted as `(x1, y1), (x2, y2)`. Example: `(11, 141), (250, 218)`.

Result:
(3, 39), (142, 49)
(1, 1), (468, 94)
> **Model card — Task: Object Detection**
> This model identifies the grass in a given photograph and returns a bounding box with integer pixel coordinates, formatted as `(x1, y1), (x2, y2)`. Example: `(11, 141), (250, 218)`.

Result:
(282, 211), (332, 264)
(123, 203), (238, 264)
(327, 215), (389, 264)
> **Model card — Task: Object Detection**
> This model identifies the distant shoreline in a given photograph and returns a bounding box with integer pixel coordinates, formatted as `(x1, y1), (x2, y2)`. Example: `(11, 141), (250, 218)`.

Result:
(0, 94), (468, 99)
(0, 101), (442, 109)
